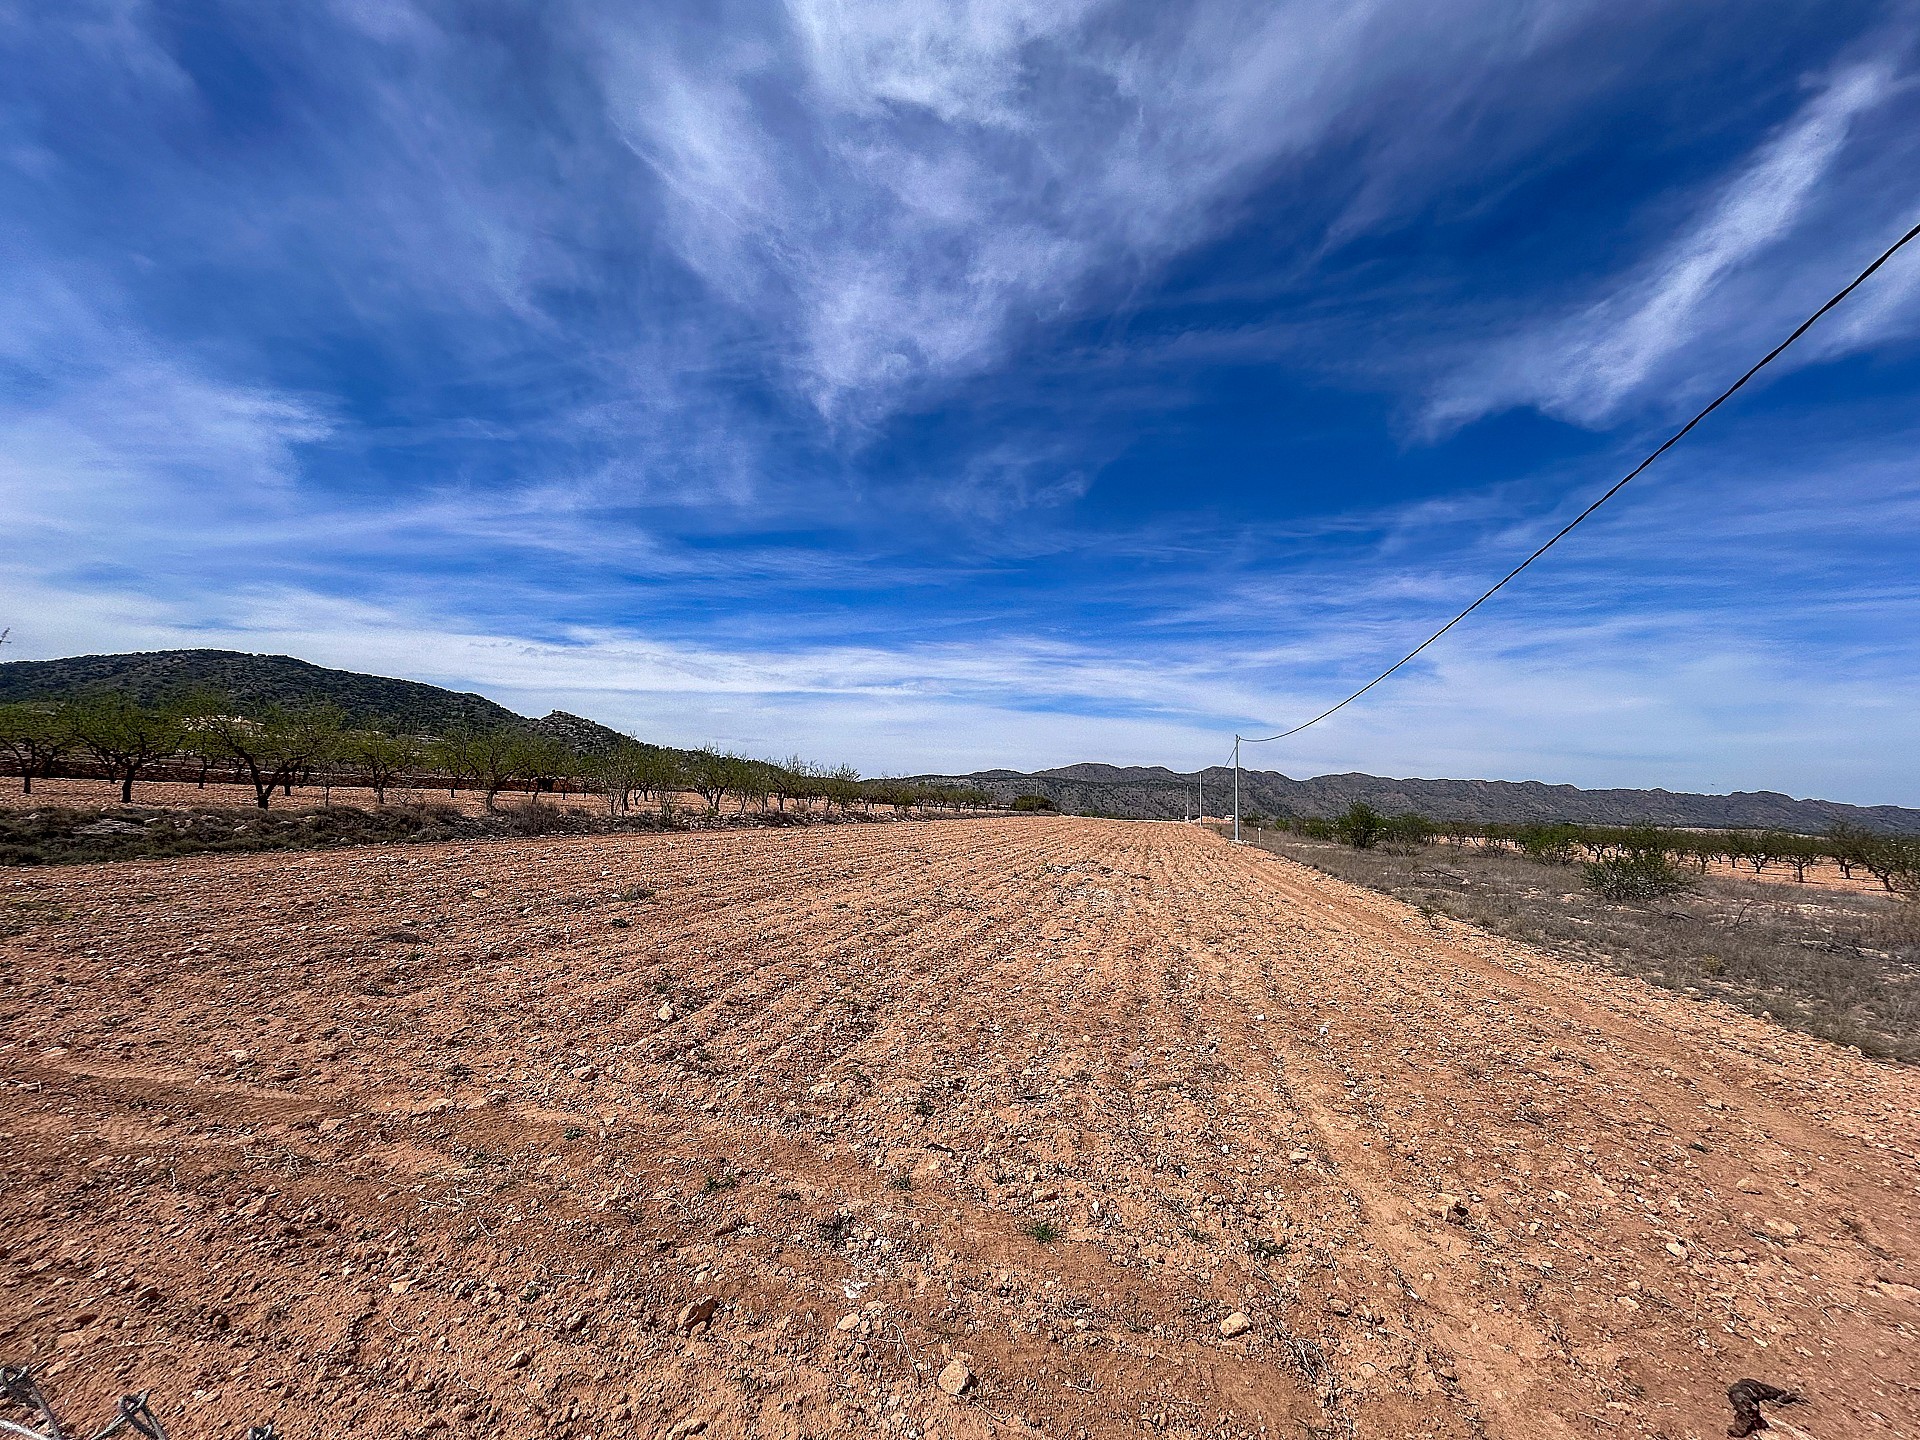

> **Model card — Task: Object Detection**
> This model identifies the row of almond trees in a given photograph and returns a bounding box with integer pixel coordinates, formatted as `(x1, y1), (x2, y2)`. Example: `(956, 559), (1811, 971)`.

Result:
(1264, 804), (1919, 895)
(0, 696), (992, 816)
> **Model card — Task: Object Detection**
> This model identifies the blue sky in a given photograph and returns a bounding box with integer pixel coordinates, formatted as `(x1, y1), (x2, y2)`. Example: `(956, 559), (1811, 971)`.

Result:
(4, 1), (1920, 803)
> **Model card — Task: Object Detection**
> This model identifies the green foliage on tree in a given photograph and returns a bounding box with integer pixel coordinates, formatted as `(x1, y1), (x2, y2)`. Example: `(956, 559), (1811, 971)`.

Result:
(186, 700), (344, 810)
(1381, 812), (1435, 852)
(588, 741), (688, 817)
(339, 728), (423, 804)
(1857, 833), (1920, 897)
(432, 727), (554, 811)
(67, 696), (187, 803)
(683, 746), (735, 814)
(0, 702), (72, 795)
(1516, 823), (1581, 865)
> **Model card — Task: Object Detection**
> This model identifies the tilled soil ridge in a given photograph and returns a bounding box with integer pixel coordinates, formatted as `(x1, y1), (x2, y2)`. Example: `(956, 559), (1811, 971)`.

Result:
(1, 819), (1914, 1439)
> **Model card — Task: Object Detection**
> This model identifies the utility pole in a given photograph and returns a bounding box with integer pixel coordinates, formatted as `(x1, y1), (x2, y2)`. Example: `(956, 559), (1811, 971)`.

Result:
(1197, 769), (1203, 822)
(1232, 735), (1241, 844)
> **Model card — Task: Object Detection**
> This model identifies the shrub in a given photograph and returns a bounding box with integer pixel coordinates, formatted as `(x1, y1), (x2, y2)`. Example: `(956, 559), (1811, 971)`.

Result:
(497, 801), (590, 836)
(1011, 794), (1055, 813)
(1332, 801), (1387, 849)
(1584, 850), (1695, 903)
(1381, 812), (1435, 852)
(1517, 824), (1580, 866)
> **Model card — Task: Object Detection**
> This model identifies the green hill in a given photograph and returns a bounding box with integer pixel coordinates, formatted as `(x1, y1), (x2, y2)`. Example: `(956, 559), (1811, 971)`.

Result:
(0, 649), (578, 739)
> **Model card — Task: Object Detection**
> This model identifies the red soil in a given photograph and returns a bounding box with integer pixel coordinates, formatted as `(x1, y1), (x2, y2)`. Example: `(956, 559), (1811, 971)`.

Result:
(2, 819), (1913, 1439)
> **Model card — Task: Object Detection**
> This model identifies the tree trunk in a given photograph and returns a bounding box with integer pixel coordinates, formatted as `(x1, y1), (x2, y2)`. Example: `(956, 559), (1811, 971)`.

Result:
(20, 774), (29, 795)
(243, 760), (273, 809)
(120, 770), (134, 803)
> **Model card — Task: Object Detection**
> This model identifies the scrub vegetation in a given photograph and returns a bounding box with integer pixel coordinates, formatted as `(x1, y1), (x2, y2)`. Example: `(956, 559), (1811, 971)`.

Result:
(1238, 809), (1920, 1061)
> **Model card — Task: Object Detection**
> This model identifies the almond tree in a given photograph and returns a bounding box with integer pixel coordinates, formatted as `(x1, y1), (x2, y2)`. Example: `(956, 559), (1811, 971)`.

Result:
(823, 764), (862, 813)
(1825, 822), (1872, 880)
(587, 743), (641, 815)
(437, 727), (539, 811)
(1858, 834), (1920, 896)
(431, 733), (478, 798)
(684, 747), (734, 814)
(69, 697), (185, 803)
(635, 745), (686, 818)
(0, 702), (71, 794)
(1754, 830), (1798, 877)
(725, 754), (772, 814)
(341, 728), (422, 805)
(520, 734), (580, 798)
(1778, 834), (1820, 883)
(192, 703), (343, 809)
(776, 755), (815, 813)
(182, 726), (229, 788)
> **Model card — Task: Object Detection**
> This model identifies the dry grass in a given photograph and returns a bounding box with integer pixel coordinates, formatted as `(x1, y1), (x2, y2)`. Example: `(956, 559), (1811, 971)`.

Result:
(1245, 830), (1920, 1062)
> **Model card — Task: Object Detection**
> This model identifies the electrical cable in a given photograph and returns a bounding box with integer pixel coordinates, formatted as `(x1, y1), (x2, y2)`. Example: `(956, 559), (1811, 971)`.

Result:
(1237, 217), (1920, 748)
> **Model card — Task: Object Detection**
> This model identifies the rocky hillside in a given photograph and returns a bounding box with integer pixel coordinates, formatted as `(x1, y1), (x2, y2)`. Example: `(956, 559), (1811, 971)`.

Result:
(911, 762), (1920, 835)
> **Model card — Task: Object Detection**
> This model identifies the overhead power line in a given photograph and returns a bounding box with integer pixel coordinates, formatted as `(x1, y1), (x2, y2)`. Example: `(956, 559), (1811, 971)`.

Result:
(1222, 216), (1920, 840)
(1247, 218), (1920, 748)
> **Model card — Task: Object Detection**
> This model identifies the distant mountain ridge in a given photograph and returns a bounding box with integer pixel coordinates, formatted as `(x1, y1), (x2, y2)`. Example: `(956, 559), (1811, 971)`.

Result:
(910, 762), (1920, 835)
(0, 649), (629, 751)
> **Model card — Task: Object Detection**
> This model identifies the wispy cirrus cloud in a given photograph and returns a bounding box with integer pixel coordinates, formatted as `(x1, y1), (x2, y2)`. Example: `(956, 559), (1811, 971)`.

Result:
(597, 0), (1631, 423)
(1425, 46), (1920, 431)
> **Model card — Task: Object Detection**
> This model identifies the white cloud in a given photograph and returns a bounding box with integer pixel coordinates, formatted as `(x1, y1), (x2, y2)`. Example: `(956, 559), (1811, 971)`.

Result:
(595, 0), (1614, 421)
(0, 271), (333, 537)
(1427, 54), (1917, 431)
(8, 424), (1918, 806)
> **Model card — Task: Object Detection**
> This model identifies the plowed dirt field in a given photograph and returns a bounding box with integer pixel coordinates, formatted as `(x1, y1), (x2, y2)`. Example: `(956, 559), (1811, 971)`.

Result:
(2, 819), (1915, 1440)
